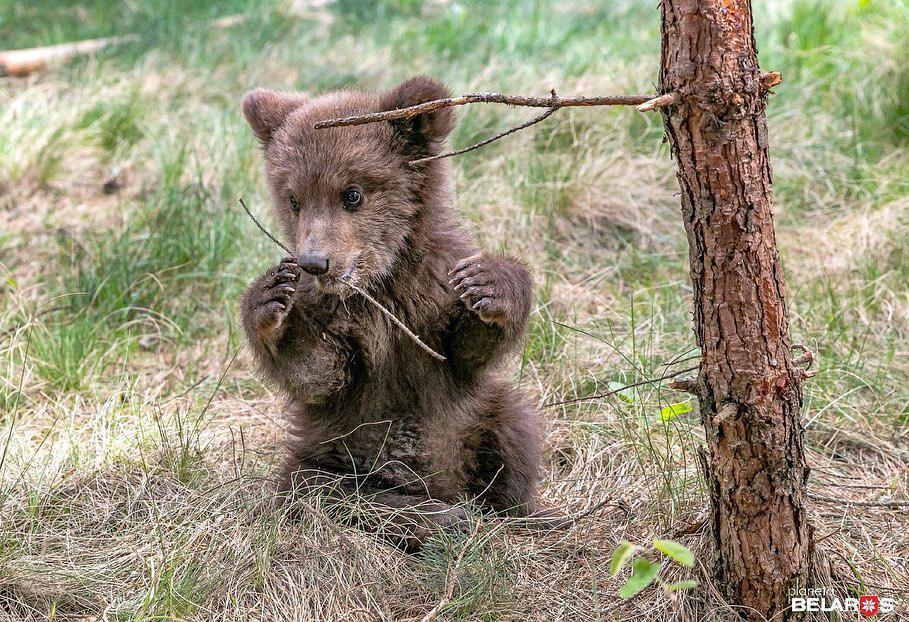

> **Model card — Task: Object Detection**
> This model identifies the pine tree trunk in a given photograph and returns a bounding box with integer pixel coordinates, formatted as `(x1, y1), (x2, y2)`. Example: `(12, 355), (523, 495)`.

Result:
(658, 1), (812, 618)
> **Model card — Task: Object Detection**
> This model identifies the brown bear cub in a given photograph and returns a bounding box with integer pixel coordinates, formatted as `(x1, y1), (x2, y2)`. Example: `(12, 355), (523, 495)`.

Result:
(241, 76), (561, 551)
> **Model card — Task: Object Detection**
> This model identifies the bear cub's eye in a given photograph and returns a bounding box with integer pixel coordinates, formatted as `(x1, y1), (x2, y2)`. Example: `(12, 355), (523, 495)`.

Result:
(342, 187), (364, 211)
(289, 196), (300, 213)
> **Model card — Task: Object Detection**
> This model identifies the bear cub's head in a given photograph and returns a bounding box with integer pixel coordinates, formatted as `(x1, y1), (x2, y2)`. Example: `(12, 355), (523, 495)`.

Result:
(242, 76), (456, 295)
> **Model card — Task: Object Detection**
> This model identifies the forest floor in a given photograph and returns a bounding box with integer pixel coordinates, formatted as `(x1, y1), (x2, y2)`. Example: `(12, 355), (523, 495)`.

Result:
(1, 0), (907, 620)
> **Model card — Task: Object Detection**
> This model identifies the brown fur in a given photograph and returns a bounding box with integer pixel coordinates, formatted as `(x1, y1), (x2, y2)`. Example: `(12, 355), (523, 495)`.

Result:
(240, 76), (561, 551)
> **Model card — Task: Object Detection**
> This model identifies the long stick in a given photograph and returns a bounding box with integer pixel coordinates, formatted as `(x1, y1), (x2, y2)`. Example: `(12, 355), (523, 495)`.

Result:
(314, 91), (654, 129)
(314, 72), (781, 134)
(340, 279), (446, 361)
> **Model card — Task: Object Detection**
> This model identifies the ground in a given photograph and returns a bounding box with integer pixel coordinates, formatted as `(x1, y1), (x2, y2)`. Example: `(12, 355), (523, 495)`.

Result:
(0, 1), (907, 620)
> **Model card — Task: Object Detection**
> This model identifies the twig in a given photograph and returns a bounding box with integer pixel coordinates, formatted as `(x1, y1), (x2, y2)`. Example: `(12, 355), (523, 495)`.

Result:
(636, 92), (679, 112)
(410, 103), (558, 165)
(808, 493), (909, 508)
(238, 198), (446, 362)
(668, 376), (699, 395)
(544, 365), (698, 408)
(813, 528), (841, 545)
(636, 72), (782, 112)
(315, 91), (654, 129)
(761, 71), (783, 90)
(791, 343), (815, 368)
(571, 495), (626, 522)
(340, 278), (446, 361)
(238, 198), (292, 254)
(671, 512), (708, 537)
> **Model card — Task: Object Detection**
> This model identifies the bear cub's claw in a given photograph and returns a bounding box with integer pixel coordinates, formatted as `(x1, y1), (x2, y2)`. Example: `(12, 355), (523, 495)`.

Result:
(448, 252), (513, 327)
(250, 258), (301, 334)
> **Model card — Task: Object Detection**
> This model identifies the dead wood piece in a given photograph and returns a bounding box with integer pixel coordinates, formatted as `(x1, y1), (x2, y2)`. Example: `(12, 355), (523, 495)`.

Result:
(0, 35), (138, 77)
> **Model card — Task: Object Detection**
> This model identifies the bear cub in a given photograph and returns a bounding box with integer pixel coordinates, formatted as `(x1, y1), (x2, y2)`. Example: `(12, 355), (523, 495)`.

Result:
(241, 76), (561, 551)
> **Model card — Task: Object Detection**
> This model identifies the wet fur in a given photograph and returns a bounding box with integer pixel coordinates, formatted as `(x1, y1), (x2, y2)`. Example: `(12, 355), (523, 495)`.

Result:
(241, 76), (561, 551)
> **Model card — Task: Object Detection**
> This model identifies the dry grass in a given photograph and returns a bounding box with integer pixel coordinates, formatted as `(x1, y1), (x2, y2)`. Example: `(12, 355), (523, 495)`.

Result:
(1, 0), (908, 620)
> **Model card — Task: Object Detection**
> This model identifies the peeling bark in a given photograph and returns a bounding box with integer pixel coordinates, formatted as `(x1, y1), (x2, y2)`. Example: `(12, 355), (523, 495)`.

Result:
(658, 1), (812, 619)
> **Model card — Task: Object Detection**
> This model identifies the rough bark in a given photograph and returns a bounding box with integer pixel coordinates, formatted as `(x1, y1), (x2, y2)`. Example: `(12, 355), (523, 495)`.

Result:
(658, 1), (812, 619)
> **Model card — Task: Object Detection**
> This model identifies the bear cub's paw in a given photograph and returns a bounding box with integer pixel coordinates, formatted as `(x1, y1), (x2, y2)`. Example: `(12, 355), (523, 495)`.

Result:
(449, 252), (526, 328)
(247, 258), (301, 336)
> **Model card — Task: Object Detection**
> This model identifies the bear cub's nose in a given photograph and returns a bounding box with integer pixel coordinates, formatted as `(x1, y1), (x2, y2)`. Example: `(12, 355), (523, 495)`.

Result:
(297, 252), (329, 275)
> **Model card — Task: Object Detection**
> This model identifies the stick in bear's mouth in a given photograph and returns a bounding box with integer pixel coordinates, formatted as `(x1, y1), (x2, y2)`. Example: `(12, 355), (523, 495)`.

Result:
(337, 277), (446, 362)
(238, 198), (446, 362)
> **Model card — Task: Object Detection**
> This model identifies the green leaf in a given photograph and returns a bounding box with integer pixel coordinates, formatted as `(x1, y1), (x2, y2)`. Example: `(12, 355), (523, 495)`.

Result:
(608, 381), (635, 403)
(653, 539), (695, 568)
(609, 540), (639, 576)
(666, 580), (699, 591)
(618, 558), (661, 599)
(659, 401), (692, 421)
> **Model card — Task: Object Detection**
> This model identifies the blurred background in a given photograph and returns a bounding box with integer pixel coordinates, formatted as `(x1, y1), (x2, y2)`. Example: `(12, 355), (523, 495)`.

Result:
(0, 1), (906, 620)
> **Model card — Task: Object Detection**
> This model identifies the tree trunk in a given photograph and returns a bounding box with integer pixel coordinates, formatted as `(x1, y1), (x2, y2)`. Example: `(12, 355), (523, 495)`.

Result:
(658, 1), (812, 619)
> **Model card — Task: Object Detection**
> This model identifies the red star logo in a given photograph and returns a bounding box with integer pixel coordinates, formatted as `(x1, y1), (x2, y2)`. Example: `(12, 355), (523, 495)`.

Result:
(860, 595), (879, 617)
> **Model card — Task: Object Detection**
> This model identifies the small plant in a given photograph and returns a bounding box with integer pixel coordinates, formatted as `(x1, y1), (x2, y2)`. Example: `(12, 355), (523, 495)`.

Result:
(609, 539), (698, 599)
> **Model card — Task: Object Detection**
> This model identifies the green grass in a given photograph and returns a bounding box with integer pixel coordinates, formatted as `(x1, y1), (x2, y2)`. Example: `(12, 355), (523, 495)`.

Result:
(0, 0), (907, 619)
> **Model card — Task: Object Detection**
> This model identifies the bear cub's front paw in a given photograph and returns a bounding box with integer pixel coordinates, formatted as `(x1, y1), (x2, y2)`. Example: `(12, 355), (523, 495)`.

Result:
(448, 252), (518, 328)
(247, 258), (301, 336)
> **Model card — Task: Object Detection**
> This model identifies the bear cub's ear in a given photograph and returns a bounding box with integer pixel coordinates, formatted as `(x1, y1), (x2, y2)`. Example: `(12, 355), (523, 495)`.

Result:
(379, 76), (456, 155)
(242, 88), (310, 144)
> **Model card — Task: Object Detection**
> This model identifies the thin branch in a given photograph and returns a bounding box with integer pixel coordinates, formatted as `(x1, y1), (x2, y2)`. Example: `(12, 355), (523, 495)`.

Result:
(671, 512), (708, 537)
(636, 91), (679, 112)
(339, 278), (446, 362)
(761, 71), (783, 90)
(410, 104), (558, 165)
(570, 495), (626, 522)
(239, 198), (292, 254)
(238, 198), (446, 362)
(316, 72), (782, 131)
(314, 91), (654, 129)
(808, 493), (909, 508)
(544, 365), (698, 408)
(636, 71), (782, 113)
(668, 376), (699, 395)
(791, 343), (815, 368)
